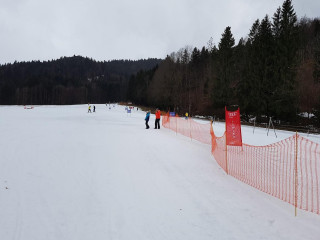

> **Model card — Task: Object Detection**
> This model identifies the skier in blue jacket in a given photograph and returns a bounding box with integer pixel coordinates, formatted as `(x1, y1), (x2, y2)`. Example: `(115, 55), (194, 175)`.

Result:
(145, 110), (151, 129)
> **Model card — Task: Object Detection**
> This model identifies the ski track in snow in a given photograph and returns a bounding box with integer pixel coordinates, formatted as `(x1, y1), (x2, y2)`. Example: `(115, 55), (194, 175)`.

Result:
(0, 104), (319, 240)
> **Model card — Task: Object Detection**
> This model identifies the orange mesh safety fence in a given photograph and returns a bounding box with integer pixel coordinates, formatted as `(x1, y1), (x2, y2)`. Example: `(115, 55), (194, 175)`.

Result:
(163, 113), (320, 215)
(211, 129), (228, 173)
(162, 113), (212, 145)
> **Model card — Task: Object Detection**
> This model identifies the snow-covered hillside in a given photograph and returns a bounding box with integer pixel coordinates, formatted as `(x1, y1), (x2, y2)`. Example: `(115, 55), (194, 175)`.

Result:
(0, 104), (319, 240)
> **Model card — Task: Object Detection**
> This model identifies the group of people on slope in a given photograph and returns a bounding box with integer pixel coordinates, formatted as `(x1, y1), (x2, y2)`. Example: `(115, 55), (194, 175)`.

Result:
(145, 109), (161, 129)
(88, 104), (95, 113)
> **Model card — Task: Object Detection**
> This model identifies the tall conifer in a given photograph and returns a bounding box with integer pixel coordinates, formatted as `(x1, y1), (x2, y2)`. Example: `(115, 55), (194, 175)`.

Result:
(213, 26), (235, 107)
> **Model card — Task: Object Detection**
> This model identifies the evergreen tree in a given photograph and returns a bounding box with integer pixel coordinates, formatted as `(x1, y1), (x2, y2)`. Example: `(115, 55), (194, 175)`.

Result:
(274, 0), (299, 119)
(238, 20), (261, 115)
(191, 47), (201, 66)
(239, 16), (275, 118)
(314, 33), (320, 83)
(213, 26), (235, 107)
(248, 19), (260, 43)
(258, 15), (276, 117)
(272, 7), (282, 38)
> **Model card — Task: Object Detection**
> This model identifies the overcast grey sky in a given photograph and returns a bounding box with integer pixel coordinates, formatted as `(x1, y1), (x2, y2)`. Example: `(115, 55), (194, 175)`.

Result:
(0, 0), (319, 64)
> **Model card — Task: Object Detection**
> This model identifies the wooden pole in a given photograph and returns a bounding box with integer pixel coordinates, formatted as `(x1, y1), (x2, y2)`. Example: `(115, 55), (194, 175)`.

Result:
(295, 131), (298, 216)
(176, 115), (178, 135)
(225, 120), (228, 175)
(271, 119), (277, 138)
(190, 118), (192, 141)
(267, 117), (271, 136)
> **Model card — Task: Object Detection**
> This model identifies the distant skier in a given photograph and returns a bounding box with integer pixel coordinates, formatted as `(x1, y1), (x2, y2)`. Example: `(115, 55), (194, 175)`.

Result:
(155, 108), (161, 129)
(145, 110), (150, 129)
(93, 105), (96, 112)
(88, 104), (91, 113)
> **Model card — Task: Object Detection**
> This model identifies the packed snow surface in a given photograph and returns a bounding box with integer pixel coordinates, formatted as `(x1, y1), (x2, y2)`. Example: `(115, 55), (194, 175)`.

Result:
(0, 104), (319, 240)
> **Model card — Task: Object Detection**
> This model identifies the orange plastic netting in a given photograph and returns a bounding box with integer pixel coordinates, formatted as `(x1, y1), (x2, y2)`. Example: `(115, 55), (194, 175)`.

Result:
(162, 113), (320, 215)
(162, 113), (212, 145)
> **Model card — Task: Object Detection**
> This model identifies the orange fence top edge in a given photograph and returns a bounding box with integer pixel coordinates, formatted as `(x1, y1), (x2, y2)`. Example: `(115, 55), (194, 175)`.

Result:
(165, 114), (320, 148)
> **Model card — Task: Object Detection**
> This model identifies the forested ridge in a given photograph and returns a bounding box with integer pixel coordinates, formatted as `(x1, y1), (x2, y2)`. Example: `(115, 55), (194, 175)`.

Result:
(0, 56), (161, 105)
(128, 0), (320, 126)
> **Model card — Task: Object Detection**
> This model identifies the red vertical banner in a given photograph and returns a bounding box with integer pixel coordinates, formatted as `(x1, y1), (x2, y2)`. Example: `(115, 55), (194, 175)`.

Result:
(225, 107), (242, 146)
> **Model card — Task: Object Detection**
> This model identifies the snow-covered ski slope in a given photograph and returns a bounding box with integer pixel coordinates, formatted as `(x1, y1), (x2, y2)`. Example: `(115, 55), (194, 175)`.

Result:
(0, 104), (319, 240)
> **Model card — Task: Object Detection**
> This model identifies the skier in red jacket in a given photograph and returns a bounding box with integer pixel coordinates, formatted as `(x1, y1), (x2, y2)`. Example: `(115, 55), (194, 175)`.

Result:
(155, 109), (161, 129)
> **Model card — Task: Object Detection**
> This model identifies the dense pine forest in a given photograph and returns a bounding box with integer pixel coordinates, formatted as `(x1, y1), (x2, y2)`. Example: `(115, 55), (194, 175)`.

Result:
(0, 56), (161, 105)
(128, 0), (320, 126)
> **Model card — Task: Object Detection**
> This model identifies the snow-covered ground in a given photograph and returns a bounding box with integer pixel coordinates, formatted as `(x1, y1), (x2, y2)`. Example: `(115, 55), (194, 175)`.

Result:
(0, 104), (319, 240)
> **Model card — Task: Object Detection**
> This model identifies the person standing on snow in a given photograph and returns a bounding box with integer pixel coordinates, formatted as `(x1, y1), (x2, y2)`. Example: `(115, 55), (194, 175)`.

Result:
(93, 105), (96, 112)
(155, 108), (161, 129)
(88, 104), (91, 113)
(145, 110), (151, 129)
